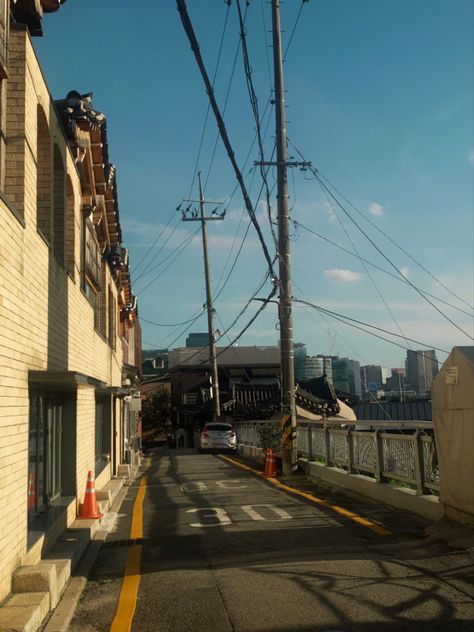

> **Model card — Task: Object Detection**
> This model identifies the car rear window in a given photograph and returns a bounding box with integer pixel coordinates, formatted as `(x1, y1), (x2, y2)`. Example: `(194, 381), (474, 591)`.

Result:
(205, 424), (233, 431)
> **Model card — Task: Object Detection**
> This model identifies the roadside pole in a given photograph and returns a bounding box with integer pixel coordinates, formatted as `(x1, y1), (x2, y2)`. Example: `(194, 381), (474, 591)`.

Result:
(182, 172), (223, 420)
(271, 0), (297, 473)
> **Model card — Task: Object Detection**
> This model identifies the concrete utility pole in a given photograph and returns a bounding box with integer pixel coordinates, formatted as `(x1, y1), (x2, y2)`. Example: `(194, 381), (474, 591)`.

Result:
(271, 0), (297, 474)
(182, 172), (223, 420)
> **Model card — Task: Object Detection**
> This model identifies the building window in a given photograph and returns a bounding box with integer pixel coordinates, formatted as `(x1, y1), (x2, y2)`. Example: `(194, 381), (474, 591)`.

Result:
(84, 218), (101, 289)
(65, 175), (76, 278)
(83, 215), (108, 335)
(53, 145), (65, 265)
(108, 286), (116, 349)
(95, 396), (111, 476)
(36, 106), (52, 241)
(28, 392), (62, 523)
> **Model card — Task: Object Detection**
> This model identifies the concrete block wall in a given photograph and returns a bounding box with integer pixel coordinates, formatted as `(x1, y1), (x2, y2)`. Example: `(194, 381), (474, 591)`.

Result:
(0, 29), (124, 602)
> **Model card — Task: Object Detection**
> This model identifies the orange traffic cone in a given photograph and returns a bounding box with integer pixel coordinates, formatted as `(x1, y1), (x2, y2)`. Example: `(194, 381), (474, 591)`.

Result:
(27, 472), (36, 511)
(78, 471), (102, 519)
(264, 448), (277, 478)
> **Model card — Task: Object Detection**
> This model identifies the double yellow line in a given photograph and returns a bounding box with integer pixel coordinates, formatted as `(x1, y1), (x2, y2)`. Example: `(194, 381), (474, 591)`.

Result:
(110, 475), (148, 632)
(219, 454), (390, 536)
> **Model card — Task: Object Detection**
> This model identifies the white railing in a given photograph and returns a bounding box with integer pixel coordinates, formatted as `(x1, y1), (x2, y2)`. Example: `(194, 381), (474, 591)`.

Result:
(235, 420), (439, 495)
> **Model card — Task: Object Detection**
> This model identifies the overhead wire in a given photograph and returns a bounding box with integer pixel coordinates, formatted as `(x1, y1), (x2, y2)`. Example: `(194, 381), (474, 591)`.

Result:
(236, 0), (278, 250)
(317, 169), (474, 311)
(203, 2), (250, 190)
(287, 139), (473, 340)
(187, 2), (232, 200)
(177, 0), (276, 281)
(133, 215), (182, 282)
(132, 208), (177, 278)
(318, 177), (414, 350)
(292, 219), (473, 317)
(135, 227), (200, 296)
(293, 299), (450, 355)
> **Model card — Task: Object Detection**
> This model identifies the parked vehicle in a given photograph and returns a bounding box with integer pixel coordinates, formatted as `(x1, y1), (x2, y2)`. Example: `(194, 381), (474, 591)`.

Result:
(199, 422), (237, 453)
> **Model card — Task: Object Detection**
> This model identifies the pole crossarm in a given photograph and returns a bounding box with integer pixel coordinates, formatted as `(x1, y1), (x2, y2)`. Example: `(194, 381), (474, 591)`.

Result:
(255, 161), (312, 168)
(182, 217), (224, 222)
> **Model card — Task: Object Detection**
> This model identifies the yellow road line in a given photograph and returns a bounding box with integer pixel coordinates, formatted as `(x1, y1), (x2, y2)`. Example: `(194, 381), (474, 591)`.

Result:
(219, 454), (390, 536)
(110, 475), (148, 632)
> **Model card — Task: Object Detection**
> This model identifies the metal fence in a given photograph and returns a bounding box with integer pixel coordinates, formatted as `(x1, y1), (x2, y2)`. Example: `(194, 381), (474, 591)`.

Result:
(235, 420), (439, 495)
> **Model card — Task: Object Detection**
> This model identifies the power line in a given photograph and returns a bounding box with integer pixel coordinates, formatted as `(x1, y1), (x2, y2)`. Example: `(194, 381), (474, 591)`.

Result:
(287, 139), (473, 340)
(288, 137), (474, 312)
(317, 170), (474, 312)
(318, 177), (414, 350)
(132, 208), (177, 277)
(177, 0), (276, 281)
(283, 0), (309, 60)
(135, 227), (200, 296)
(294, 298), (450, 355)
(141, 313), (206, 328)
(133, 215), (182, 282)
(292, 219), (473, 318)
(187, 2), (232, 200)
(204, 2), (250, 190)
(237, 0), (278, 250)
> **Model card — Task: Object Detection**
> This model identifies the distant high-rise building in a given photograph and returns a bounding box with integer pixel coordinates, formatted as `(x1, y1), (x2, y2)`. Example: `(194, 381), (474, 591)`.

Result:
(186, 332), (209, 348)
(385, 368), (407, 399)
(294, 342), (307, 381)
(360, 365), (389, 397)
(331, 357), (361, 396)
(405, 350), (438, 396)
(304, 355), (333, 381)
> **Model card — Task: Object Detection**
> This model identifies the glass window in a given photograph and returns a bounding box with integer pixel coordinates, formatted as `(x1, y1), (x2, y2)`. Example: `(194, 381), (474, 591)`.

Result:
(95, 396), (111, 476)
(28, 393), (62, 523)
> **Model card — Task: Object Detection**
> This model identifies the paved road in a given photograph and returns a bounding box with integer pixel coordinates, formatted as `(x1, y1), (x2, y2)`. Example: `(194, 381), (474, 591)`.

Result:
(70, 449), (474, 631)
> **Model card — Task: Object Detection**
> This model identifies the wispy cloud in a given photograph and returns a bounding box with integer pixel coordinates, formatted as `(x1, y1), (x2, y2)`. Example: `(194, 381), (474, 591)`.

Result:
(368, 202), (384, 217)
(324, 268), (361, 283)
(468, 148), (474, 165)
(400, 266), (410, 279)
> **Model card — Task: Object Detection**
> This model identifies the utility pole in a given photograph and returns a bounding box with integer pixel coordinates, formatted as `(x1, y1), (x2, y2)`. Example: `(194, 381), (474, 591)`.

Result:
(181, 172), (224, 420)
(272, 0), (297, 474)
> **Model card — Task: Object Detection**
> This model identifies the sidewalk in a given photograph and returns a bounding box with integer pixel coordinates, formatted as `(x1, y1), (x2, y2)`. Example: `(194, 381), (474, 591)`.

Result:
(0, 465), (139, 632)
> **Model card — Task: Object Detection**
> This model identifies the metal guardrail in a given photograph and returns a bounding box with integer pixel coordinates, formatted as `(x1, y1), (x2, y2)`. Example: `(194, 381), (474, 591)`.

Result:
(235, 420), (440, 494)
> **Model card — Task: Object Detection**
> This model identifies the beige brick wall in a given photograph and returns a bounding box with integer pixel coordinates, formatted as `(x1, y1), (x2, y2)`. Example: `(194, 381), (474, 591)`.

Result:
(0, 29), (124, 601)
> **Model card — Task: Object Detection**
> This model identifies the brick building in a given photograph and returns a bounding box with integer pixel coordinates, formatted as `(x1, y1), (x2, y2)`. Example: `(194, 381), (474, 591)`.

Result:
(0, 3), (140, 602)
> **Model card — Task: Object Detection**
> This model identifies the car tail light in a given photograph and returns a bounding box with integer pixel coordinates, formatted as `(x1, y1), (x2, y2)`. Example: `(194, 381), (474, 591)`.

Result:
(202, 430), (209, 437)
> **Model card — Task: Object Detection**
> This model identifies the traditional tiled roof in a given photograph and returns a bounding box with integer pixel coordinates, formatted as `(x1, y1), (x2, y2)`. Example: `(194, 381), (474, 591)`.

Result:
(169, 346), (281, 370)
(11, 0), (66, 36)
(54, 91), (122, 245)
(354, 401), (432, 421)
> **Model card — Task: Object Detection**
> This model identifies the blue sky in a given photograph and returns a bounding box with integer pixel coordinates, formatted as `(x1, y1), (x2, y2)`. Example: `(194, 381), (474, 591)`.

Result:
(36, 0), (473, 368)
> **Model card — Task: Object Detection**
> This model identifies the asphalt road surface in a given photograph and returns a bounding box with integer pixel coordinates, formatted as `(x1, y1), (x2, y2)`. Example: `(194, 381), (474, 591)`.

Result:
(69, 448), (474, 632)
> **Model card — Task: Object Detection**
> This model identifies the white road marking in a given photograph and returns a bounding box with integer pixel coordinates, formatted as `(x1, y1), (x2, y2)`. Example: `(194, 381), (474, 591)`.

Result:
(241, 504), (292, 521)
(187, 507), (231, 528)
(216, 479), (248, 489)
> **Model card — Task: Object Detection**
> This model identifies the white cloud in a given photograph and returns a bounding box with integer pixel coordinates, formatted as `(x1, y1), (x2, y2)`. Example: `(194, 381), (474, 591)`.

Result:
(324, 268), (361, 283)
(400, 266), (410, 279)
(368, 202), (384, 217)
(468, 148), (474, 165)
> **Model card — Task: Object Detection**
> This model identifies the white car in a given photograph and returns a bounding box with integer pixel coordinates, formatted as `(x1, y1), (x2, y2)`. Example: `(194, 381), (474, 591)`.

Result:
(199, 422), (237, 453)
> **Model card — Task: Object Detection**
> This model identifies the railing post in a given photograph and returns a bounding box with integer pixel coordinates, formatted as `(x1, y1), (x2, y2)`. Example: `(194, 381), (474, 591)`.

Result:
(374, 429), (385, 483)
(324, 424), (331, 466)
(413, 430), (425, 495)
(346, 428), (353, 474)
(308, 425), (313, 461)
